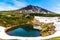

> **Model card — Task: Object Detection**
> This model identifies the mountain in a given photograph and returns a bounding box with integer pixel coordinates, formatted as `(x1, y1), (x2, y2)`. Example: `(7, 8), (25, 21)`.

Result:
(19, 5), (55, 14)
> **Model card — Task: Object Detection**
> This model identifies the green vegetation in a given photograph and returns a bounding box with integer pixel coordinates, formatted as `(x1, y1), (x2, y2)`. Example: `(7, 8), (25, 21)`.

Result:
(29, 13), (60, 17)
(0, 11), (58, 39)
(47, 37), (60, 40)
(0, 11), (60, 28)
(0, 10), (60, 16)
(0, 11), (60, 17)
(0, 11), (60, 39)
(0, 14), (34, 28)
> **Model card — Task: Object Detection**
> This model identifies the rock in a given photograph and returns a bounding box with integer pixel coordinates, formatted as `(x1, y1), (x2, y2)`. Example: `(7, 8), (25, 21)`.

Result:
(40, 23), (56, 37)
(26, 19), (44, 26)
(41, 32), (50, 37)
(48, 29), (56, 35)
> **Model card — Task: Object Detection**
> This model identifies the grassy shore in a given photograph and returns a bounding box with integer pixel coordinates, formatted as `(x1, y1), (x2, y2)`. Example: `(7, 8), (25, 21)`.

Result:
(47, 37), (60, 40)
(0, 14), (34, 28)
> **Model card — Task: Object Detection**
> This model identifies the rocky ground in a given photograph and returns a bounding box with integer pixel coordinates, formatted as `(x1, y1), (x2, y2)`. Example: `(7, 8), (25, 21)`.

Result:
(27, 19), (56, 36)
(40, 23), (55, 36)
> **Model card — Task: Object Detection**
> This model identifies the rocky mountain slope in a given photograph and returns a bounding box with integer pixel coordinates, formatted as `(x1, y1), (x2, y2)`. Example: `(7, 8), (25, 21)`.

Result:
(19, 5), (54, 14)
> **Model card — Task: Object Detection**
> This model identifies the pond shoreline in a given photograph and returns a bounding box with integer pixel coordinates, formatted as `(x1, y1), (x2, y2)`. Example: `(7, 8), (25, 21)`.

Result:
(0, 16), (60, 40)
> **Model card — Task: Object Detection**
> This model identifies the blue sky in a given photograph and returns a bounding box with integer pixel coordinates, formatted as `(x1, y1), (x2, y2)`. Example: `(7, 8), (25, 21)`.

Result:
(0, 0), (60, 13)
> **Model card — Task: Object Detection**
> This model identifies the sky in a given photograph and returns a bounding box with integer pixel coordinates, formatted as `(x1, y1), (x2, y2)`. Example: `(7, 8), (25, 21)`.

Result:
(0, 0), (60, 13)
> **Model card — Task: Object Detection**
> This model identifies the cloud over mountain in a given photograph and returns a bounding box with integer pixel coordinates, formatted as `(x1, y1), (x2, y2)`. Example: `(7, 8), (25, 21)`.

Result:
(0, 0), (27, 11)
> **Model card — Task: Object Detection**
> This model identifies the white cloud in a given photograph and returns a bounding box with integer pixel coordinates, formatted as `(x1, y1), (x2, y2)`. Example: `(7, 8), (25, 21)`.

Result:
(0, 0), (27, 11)
(13, 0), (26, 8)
